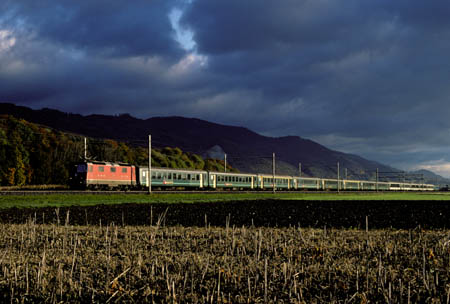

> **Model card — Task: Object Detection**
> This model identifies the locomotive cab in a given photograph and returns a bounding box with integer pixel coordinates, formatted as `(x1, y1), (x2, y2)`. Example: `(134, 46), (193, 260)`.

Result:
(69, 162), (88, 189)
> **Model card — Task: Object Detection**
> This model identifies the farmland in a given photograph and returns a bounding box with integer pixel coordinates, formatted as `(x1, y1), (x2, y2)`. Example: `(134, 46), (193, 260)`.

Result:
(1, 222), (449, 303)
(1, 191), (450, 210)
(1, 195), (450, 302)
(1, 198), (450, 229)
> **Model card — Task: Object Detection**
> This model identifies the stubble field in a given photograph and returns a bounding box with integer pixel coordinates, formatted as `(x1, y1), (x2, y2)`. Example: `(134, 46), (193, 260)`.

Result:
(0, 198), (450, 303)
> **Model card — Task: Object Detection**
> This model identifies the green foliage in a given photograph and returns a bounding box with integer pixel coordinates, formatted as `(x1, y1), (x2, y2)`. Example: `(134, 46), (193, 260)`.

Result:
(204, 158), (238, 173)
(0, 115), (237, 186)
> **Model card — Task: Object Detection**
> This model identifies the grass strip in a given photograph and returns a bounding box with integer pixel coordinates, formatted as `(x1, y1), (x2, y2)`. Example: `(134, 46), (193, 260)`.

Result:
(1, 191), (450, 209)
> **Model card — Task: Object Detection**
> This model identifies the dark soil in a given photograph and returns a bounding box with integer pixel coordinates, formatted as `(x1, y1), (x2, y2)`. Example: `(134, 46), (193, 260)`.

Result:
(1, 200), (449, 229)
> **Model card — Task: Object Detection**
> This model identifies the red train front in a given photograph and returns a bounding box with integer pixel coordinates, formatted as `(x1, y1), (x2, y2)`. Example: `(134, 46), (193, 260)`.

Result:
(71, 161), (136, 189)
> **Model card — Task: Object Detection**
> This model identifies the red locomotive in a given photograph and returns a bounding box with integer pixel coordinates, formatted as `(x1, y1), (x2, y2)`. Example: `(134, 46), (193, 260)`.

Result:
(71, 161), (136, 189)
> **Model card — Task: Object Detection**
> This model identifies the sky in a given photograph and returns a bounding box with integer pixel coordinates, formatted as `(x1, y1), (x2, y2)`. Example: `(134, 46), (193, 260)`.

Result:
(1, 1), (450, 176)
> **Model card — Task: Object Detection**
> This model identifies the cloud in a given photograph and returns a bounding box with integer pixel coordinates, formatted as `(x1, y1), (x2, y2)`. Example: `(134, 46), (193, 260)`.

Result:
(0, 30), (15, 52)
(415, 160), (450, 179)
(2, 0), (184, 59)
(169, 8), (196, 51)
(2, 0), (450, 176)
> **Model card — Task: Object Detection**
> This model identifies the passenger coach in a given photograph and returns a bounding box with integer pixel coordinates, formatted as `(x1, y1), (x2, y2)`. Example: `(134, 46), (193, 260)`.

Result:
(208, 172), (256, 189)
(138, 167), (208, 189)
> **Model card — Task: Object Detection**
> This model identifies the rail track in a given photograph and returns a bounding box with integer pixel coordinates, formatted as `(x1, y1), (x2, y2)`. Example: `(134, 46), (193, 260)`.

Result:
(0, 190), (300, 195)
(0, 189), (429, 196)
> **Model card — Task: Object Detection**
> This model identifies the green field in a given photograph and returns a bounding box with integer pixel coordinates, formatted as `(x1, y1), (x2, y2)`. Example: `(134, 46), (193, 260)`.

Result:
(1, 191), (450, 209)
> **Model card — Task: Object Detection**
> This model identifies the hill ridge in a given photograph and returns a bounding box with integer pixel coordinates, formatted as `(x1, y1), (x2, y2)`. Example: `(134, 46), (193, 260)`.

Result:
(0, 102), (446, 184)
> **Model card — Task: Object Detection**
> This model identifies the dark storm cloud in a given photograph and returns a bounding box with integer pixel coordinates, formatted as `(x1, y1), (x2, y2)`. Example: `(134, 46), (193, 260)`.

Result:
(2, 0), (450, 175)
(178, 0), (450, 174)
(1, 0), (182, 58)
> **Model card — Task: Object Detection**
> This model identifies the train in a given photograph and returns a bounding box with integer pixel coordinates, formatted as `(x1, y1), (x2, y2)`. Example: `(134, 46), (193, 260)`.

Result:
(70, 161), (436, 191)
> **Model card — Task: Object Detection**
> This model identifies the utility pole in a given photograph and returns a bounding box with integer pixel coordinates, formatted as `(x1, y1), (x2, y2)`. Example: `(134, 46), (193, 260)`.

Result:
(148, 135), (152, 194)
(84, 137), (87, 161)
(345, 168), (348, 180)
(299, 162), (302, 189)
(224, 153), (227, 173)
(272, 153), (276, 194)
(376, 168), (379, 192)
(337, 162), (340, 193)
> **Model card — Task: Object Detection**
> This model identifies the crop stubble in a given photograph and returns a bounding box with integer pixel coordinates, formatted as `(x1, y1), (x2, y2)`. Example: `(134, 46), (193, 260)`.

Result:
(0, 220), (450, 303)
(1, 199), (450, 303)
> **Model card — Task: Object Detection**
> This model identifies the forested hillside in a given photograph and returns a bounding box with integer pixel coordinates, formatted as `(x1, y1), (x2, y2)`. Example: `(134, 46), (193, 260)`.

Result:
(0, 103), (397, 179)
(0, 115), (233, 186)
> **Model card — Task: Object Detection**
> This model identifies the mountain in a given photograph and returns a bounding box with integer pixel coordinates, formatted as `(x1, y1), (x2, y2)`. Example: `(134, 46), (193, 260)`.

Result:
(0, 103), (436, 182)
(408, 169), (450, 186)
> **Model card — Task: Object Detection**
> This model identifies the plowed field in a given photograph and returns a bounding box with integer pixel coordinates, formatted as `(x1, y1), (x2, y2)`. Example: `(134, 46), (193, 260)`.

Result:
(1, 200), (449, 229)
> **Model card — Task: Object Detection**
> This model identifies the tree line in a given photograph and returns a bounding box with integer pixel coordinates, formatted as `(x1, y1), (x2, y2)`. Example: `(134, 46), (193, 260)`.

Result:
(0, 115), (235, 187)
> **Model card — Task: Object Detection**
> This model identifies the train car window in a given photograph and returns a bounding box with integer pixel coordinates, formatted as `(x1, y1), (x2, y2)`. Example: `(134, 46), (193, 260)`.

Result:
(122, 168), (127, 173)
(168, 173), (172, 179)
(157, 173), (162, 179)
(98, 166), (104, 172)
(110, 167), (116, 173)
(152, 172), (156, 178)
(196, 174), (200, 180)
(88, 166), (93, 172)
(187, 174), (191, 180)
